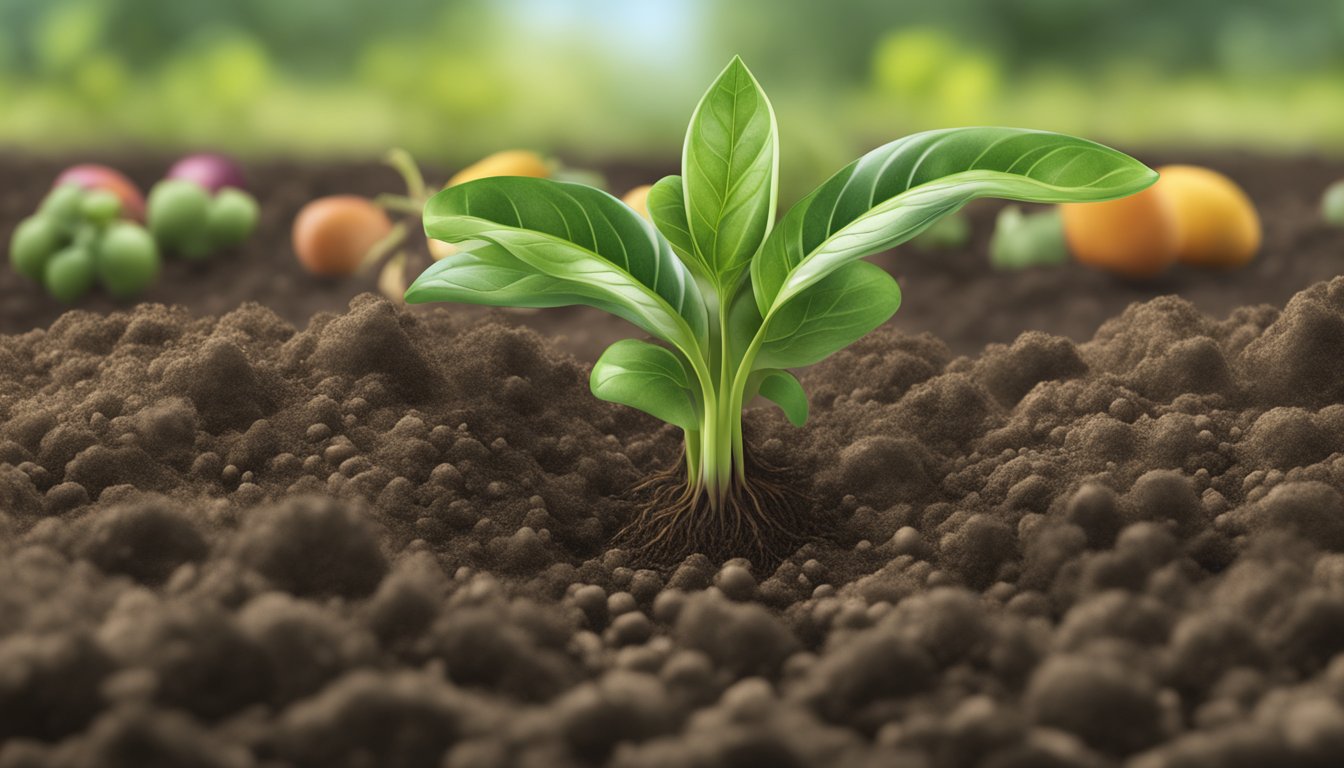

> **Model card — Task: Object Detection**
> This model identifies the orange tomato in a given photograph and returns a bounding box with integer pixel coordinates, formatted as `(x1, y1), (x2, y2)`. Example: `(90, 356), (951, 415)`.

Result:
(1155, 165), (1260, 268)
(1061, 184), (1178, 279)
(292, 196), (392, 276)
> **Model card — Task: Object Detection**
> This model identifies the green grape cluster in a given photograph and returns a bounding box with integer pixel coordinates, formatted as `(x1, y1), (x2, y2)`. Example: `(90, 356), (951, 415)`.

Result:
(148, 180), (258, 260)
(9, 174), (261, 304)
(9, 184), (160, 302)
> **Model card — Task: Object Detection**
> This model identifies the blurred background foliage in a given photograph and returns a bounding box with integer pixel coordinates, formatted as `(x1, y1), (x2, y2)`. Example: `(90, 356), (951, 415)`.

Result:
(1, 0), (1342, 195)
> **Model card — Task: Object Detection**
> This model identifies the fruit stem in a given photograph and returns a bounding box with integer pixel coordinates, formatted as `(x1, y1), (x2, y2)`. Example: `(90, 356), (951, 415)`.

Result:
(357, 220), (409, 273)
(384, 148), (428, 203)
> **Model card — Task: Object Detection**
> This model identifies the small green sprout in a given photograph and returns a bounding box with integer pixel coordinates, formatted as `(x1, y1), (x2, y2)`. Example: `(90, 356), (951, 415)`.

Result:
(405, 57), (1155, 561)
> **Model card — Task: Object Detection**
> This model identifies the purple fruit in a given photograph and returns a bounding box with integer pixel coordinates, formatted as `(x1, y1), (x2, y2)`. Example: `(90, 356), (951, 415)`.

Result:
(166, 153), (247, 194)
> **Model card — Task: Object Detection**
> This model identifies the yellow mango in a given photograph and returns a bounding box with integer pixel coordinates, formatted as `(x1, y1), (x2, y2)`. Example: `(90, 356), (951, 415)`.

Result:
(448, 150), (549, 187)
(1156, 164), (1260, 268)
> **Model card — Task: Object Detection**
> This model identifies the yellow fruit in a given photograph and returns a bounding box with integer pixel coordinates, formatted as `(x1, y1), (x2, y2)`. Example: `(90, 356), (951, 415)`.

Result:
(1061, 184), (1179, 279)
(1155, 164), (1260, 268)
(378, 253), (407, 302)
(448, 150), (549, 187)
(428, 239), (458, 261)
(622, 185), (652, 220)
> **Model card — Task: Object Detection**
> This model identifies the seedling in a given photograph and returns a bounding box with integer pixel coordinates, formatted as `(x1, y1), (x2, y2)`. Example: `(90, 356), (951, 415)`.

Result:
(405, 57), (1155, 561)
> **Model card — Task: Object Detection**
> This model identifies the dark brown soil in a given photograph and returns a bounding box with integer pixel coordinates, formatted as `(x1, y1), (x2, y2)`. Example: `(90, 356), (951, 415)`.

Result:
(5, 263), (1344, 765)
(4, 152), (1344, 357)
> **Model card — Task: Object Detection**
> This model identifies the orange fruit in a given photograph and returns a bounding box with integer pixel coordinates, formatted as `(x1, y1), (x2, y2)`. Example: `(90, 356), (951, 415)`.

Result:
(1155, 164), (1260, 268)
(1061, 184), (1178, 279)
(292, 196), (392, 277)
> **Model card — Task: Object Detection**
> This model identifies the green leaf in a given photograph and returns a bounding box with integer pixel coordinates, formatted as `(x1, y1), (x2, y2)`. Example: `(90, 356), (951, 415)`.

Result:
(406, 245), (651, 324)
(591, 339), (701, 431)
(423, 177), (708, 350)
(748, 261), (901, 369)
(755, 369), (808, 426)
(683, 55), (778, 290)
(752, 127), (1157, 315)
(647, 175), (698, 276)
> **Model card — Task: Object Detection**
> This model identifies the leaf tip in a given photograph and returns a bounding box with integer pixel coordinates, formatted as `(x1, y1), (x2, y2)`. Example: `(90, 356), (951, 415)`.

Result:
(402, 271), (432, 304)
(721, 54), (753, 80)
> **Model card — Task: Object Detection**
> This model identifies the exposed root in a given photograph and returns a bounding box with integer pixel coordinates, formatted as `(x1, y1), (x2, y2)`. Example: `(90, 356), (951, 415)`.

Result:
(614, 447), (820, 568)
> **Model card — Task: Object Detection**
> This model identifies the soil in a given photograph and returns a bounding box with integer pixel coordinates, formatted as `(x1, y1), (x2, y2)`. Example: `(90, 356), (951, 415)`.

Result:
(4, 153), (1344, 766)
(4, 279), (1344, 765)
(4, 151), (1344, 357)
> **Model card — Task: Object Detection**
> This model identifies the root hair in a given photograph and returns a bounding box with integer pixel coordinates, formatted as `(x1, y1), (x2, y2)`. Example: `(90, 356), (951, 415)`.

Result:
(614, 446), (819, 567)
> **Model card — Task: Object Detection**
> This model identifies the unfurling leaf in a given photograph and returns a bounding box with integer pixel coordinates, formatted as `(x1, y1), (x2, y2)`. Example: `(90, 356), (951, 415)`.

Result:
(682, 55), (778, 290)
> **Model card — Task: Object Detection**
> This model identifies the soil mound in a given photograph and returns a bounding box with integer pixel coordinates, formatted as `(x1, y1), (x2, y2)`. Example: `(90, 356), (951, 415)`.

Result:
(4, 281), (1344, 765)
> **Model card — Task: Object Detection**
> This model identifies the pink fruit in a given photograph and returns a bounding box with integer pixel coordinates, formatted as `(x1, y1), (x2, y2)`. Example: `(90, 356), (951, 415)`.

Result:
(54, 164), (145, 222)
(167, 153), (248, 194)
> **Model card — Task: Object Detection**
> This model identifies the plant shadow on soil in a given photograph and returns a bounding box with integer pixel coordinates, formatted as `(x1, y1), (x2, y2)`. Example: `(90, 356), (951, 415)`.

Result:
(6, 153), (1344, 766)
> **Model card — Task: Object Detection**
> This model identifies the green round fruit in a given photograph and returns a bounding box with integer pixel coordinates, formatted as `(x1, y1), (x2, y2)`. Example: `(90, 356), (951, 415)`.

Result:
(146, 179), (209, 251)
(1324, 180), (1344, 226)
(9, 215), (65, 282)
(80, 189), (123, 224)
(73, 222), (100, 250)
(205, 188), (258, 247)
(990, 207), (1068, 270)
(97, 222), (160, 299)
(44, 246), (96, 303)
(40, 184), (87, 232)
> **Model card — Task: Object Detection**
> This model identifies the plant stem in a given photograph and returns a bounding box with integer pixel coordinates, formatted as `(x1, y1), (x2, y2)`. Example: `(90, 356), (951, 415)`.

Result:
(374, 193), (428, 217)
(727, 327), (769, 484)
(684, 428), (701, 482)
